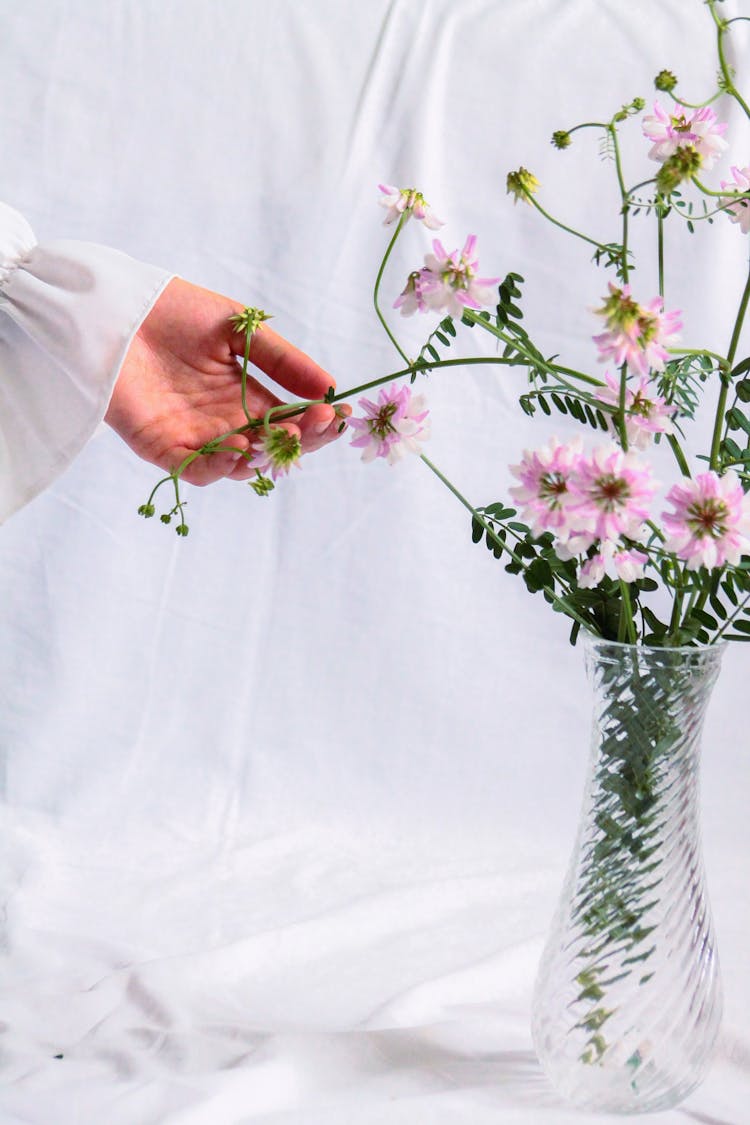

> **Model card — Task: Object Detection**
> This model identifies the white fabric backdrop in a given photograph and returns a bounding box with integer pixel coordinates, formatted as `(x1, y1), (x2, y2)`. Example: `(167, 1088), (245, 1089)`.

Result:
(1, 1), (749, 1122)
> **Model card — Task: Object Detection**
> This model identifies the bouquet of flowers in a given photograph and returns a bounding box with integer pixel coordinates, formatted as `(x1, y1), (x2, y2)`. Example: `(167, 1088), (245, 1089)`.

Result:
(140, 7), (750, 655)
(138, 0), (749, 1111)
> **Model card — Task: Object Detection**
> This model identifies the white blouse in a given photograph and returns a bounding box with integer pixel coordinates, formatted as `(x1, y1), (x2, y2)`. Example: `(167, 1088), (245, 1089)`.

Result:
(0, 201), (171, 523)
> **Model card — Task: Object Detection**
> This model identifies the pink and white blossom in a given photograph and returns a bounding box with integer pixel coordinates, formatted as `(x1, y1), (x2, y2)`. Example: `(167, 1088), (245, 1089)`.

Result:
(568, 444), (657, 545)
(377, 184), (444, 229)
(348, 383), (430, 464)
(719, 166), (750, 234)
(246, 427), (302, 480)
(578, 542), (649, 589)
(397, 235), (499, 320)
(509, 437), (583, 538)
(595, 371), (677, 448)
(642, 101), (729, 171)
(593, 283), (682, 376)
(661, 471), (750, 570)
(393, 269), (432, 317)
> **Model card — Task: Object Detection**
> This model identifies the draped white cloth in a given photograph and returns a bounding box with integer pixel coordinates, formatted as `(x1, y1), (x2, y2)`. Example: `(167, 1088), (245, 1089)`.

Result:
(1, 1), (750, 1122)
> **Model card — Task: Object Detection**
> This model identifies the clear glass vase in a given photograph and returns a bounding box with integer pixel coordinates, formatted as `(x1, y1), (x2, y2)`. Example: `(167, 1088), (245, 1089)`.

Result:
(532, 635), (724, 1114)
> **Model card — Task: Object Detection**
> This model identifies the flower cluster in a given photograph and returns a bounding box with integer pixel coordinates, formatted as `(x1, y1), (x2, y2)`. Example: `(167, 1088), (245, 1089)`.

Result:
(593, 283), (682, 375)
(642, 101), (728, 172)
(510, 439), (750, 579)
(509, 439), (655, 578)
(348, 383), (430, 465)
(394, 234), (500, 319)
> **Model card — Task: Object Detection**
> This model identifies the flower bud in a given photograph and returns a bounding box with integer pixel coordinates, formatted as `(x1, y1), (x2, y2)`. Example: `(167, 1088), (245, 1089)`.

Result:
(175, 523), (190, 537)
(138, 503), (156, 518)
(249, 472), (275, 496)
(506, 167), (540, 205)
(160, 513), (172, 524)
(654, 69), (678, 93)
(656, 146), (703, 193)
(551, 130), (572, 150)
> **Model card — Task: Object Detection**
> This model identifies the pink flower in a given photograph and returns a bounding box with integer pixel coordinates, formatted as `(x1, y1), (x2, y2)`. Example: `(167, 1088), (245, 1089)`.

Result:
(393, 268), (432, 317)
(508, 437), (583, 538)
(578, 542), (649, 589)
(662, 471), (750, 570)
(593, 283), (682, 376)
(642, 101), (728, 171)
(595, 372), (677, 448)
(568, 444), (657, 545)
(401, 235), (499, 320)
(719, 166), (750, 234)
(349, 383), (430, 464)
(246, 427), (302, 479)
(377, 184), (444, 229)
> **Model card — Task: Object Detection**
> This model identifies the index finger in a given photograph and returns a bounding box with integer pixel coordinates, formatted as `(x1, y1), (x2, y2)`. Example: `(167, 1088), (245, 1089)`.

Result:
(229, 319), (335, 401)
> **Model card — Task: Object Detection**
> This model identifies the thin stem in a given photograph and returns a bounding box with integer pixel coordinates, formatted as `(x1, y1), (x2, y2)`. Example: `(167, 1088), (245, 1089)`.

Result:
(459, 309), (604, 386)
(710, 261), (750, 469)
(609, 125), (630, 284)
(527, 195), (612, 254)
(419, 454), (599, 634)
(713, 589), (750, 642)
(240, 328), (254, 427)
(373, 213), (411, 365)
(617, 580), (637, 644)
(666, 434), (691, 478)
(657, 204), (665, 300)
(708, 0), (750, 121)
(617, 363), (629, 451)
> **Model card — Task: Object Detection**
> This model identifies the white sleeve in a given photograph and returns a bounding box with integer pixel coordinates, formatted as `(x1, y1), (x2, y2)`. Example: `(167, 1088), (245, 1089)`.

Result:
(0, 201), (172, 523)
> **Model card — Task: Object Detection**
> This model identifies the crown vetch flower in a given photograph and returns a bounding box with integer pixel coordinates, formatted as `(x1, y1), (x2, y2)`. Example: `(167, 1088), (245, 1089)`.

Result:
(662, 471), (750, 570)
(393, 268), (432, 317)
(578, 542), (649, 589)
(377, 184), (444, 229)
(593, 283), (682, 376)
(595, 372), (677, 448)
(416, 235), (500, 319)
(719, 166), (750, 234)
(348, 383), (430, 464)
(509, 437), (583, 537)
(568, 444), (657, 545)
(506, 167), (540, 204)
(642, 101), (728, 170)
(655, 146), (704, 193)
(246, 427), (302, 479)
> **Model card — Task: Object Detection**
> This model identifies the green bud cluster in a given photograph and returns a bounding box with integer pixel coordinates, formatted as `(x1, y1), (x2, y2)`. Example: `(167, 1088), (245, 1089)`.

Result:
(551, 130), (572, 150)
(656, 146), (703, 193)
(249, 472), (275, 497)
(654, 69), (678, 92)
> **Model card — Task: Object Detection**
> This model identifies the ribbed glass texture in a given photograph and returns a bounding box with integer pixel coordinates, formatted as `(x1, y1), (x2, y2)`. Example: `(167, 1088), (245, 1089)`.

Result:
(532, 636), (724, 1114)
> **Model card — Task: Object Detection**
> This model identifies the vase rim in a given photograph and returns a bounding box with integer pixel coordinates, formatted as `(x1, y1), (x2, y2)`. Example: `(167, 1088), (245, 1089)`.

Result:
(580, 630), (727, 657)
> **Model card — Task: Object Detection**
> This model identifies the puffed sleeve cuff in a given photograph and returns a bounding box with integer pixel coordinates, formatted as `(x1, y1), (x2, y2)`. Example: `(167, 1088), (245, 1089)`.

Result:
(0, 201), (172, 523)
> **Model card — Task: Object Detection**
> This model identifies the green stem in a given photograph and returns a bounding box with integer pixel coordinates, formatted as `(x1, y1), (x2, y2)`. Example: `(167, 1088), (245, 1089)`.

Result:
(657, 204), (665, 300)
(609, 125), (630, 284)
(373, 213), (411, 365)
(713, 589), (750, 642)
(459, 309), (604, 386)
(710, 262), (750, 470)
(666, 434), (692, 478)
(708, 0), (750, 120)
(419, 454), (599, 634)
(527, 195), (612, 254)
(617, 363), (629, 451)
(617, 580), (637, 644)
(240, 328), (254, 427)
